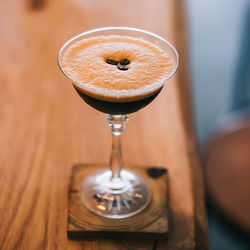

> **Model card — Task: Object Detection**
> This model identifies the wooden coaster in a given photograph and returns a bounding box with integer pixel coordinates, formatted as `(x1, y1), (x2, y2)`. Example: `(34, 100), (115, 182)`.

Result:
(68, 164), (168, 240)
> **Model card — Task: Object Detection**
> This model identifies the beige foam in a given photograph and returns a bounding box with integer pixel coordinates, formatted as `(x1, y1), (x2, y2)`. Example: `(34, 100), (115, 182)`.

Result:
(61, 35), (174, 102)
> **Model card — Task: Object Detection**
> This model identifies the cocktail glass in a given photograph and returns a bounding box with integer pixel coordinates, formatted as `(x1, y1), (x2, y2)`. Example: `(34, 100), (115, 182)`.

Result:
(58, 27), (178, 219)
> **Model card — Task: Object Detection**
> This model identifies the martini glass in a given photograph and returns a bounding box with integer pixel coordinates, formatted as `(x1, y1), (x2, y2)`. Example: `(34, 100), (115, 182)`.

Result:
(58, 27), (178, 219)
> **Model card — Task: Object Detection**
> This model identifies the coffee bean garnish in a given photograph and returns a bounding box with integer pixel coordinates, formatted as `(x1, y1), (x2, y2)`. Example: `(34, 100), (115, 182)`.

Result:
(119, 58), (130, 65)
(106, 58), (118, 65)
(118, 64), (128, 71)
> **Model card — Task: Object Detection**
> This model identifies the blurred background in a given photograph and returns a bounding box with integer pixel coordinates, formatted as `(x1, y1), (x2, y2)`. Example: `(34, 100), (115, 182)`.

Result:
(187, 0), (250, 249)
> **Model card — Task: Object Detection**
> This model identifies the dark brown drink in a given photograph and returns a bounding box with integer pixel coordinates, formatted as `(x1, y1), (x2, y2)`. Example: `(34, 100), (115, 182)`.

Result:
(61, 35), (173, 114)
(74, 86), (161, 114)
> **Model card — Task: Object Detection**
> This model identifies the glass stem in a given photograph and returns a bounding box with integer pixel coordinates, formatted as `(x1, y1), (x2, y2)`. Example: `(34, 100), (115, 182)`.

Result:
(106, 114), (128, 190)
(110, 134), (122, 179)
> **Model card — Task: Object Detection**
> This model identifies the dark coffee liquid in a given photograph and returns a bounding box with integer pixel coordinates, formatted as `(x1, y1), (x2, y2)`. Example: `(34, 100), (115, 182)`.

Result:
(74, 86), (162, 114)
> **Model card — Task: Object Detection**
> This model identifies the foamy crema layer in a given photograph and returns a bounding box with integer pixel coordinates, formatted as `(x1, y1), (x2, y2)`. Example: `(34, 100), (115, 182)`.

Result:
(61, 35), (173, 102)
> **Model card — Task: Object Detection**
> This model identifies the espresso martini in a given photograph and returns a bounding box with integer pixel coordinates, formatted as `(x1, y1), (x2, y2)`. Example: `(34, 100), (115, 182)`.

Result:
(61, 35), (174, 114)
(58, 28), (178, 219)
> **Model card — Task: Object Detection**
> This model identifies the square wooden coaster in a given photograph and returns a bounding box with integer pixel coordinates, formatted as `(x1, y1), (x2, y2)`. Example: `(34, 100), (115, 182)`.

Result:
(68, 164), (168, 240)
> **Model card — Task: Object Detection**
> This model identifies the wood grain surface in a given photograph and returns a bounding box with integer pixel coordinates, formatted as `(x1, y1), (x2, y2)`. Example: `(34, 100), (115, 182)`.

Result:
(172, 1), (209, 249)
(68, 165), (168, 240)
(0, 0), (208, 249)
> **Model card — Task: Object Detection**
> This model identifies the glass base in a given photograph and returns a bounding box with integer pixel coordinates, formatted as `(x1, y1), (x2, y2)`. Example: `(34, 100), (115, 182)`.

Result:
(81, 169), (151, 219)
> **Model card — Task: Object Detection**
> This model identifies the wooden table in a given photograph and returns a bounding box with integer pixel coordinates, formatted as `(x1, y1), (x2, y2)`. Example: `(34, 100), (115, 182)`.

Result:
(0, 0), (208, 249)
